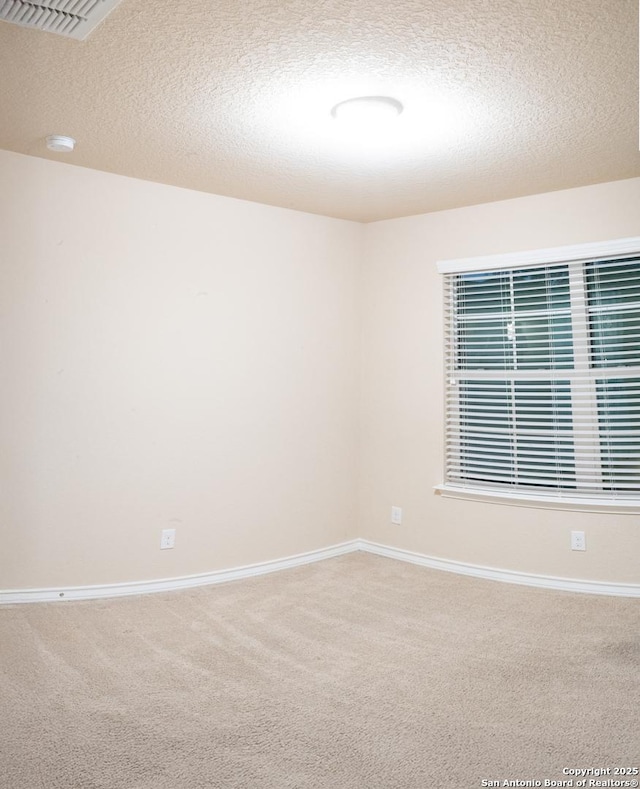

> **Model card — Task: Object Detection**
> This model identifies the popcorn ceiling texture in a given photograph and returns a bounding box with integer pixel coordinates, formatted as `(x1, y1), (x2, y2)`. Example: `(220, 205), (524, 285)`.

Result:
(0, 0), (638, 221)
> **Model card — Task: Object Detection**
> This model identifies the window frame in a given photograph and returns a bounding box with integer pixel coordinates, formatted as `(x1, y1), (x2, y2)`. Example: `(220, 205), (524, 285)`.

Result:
(435, 236), (640, 514)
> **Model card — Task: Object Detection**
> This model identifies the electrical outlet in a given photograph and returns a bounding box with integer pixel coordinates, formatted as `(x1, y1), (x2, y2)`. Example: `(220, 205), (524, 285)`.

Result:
(391, 506), (402, 525)
(570, 530), (586, 551)
(160, 528), (176, 550)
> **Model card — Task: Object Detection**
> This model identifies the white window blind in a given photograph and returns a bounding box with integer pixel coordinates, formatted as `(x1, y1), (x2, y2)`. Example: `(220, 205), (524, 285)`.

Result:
(439, 239), (640, 509)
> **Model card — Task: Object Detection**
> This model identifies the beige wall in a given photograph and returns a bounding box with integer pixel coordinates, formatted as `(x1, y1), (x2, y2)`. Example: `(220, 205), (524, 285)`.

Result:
(2, 148), (639, 591)
(360, 177), (640, 583)
(0, 150), (362, 588)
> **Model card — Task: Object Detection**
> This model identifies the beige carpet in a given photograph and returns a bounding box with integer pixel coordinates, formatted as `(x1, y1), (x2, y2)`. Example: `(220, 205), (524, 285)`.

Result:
(1, 553), (638, 789)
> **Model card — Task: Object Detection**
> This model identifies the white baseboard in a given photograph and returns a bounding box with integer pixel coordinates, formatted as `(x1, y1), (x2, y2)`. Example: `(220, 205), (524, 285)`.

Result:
(3, 538), (639, 603)
(0, 540), (360, 605)
(356, 539), (640, 597)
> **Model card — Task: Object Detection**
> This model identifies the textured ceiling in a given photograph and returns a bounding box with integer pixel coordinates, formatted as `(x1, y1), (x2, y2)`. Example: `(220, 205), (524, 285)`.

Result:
(0, 0), (638, 222)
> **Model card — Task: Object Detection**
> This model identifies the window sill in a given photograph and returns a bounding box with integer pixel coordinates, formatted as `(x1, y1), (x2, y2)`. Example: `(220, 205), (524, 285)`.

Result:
(434, 484), (640, 514)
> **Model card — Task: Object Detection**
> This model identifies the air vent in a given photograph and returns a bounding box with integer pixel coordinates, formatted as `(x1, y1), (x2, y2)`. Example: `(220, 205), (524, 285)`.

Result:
(0, 0), (123, 40)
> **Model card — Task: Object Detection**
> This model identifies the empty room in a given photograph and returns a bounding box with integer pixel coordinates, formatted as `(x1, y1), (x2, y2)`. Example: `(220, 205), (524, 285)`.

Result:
(1, 1), (639, 787)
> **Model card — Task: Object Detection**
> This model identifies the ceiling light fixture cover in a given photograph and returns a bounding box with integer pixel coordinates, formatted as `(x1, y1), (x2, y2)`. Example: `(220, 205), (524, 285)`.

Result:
(331, 96), (403, 124)
(46, 135), (76, 153)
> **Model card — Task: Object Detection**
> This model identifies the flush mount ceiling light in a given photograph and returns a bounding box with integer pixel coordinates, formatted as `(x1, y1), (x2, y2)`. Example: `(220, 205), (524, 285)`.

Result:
(46, 135), (76, 153)
(330, 96), (403, 125)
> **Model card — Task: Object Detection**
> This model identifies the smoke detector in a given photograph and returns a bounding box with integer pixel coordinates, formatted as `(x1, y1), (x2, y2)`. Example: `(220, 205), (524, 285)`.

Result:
(0, 0), (124, 40)
(46, 135), (76, 153)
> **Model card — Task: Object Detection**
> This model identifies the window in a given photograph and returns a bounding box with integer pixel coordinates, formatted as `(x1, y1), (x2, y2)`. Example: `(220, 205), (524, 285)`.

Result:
(437, 237), (640, 511)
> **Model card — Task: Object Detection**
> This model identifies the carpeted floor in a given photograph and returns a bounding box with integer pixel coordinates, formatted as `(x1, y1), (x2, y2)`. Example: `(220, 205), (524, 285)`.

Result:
(1, 552), (638, 789)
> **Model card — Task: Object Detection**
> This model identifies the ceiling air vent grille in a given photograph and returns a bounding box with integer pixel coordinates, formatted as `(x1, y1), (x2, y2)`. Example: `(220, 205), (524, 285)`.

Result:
(0, 0), (123, 40)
